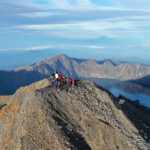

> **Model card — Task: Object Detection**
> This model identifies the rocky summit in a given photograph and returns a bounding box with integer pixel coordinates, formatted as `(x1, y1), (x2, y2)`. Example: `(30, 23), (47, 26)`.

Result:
(0, 79), (150, 150)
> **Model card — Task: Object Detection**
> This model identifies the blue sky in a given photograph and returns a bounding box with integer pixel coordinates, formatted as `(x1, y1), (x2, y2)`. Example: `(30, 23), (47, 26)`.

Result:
(1, 0), (150, 60)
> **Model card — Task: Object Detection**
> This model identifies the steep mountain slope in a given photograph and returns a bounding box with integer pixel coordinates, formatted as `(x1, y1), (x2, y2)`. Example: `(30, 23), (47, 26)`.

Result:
(0, 79), (150, 150)
(1, 54), (150, 95)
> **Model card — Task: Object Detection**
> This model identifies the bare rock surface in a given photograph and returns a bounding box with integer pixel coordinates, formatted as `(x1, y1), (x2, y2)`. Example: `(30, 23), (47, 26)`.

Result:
(0, 79), (150, 150)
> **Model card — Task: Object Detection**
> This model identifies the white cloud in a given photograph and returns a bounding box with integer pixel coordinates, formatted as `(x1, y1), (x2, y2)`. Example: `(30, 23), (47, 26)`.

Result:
(7, 6), (150, 39)
(57, 44), (107, 49)
(75, 0), (95, 8)
(15, 20), (136, 39)
(33, 0), (96, 8)
(0, 45), (54, 51)
(1, 0), (150, 48)
(48, 0), (74, 8)
(0, 44), (107, 52)
(115, 0), (150, 9)
(127, 40), (150, 48)
(28, 0), (150, 10)
(88, 45), (107, 49)
(16, 20), (133, 31)
(19, 12), (59, 18)
(25, 45), (54, 50)
(141, 40), (150, 48)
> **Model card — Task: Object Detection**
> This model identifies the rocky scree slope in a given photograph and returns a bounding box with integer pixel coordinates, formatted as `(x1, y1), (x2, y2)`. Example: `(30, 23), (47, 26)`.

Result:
(0, 79), (150, 150)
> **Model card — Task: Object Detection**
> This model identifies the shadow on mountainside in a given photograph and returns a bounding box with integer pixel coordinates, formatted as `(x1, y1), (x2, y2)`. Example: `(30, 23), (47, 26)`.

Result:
(0, 70), (48, 95)
(0, 104), (7, 110)
(129, 75), (150, 89)
(118, 95), (150, 142)
(53, 116), (91, 150)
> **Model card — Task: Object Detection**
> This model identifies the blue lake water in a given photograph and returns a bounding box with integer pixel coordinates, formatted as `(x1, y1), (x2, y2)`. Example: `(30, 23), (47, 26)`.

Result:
(89, 78), (150, 108)
(110, 87), (150, 107)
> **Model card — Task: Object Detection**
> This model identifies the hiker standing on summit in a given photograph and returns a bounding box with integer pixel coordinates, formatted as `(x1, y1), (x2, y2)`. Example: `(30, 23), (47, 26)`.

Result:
(66, 75), (69, 84)
(55, 71), (59, 81)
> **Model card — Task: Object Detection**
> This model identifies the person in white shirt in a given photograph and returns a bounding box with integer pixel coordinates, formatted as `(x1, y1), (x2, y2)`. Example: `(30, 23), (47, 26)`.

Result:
(55, 71), (59, 80)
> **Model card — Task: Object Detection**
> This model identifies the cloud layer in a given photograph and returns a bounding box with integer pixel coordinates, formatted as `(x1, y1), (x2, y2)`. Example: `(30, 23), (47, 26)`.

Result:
(0, 0), (150, 60)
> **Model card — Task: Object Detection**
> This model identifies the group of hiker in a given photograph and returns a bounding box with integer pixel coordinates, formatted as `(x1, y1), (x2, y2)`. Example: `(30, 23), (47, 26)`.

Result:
(50, 71), (75, 86)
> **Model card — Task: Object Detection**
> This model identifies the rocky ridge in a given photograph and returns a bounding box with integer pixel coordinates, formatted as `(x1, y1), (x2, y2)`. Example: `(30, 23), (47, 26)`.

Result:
(15, 54), (150, 80)
(1, 54), (150, 95)
(0, 79), (150, 150)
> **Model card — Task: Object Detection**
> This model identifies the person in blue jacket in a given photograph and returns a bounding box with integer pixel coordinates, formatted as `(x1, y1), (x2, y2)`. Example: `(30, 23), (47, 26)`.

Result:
(66, 76), (69, 83)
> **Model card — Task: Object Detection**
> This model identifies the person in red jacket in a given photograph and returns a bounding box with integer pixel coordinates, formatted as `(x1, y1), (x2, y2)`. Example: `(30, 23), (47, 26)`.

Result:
(69, 78), (72, 85)
(59, 76), (62, 81)
(59, 73), (62, 78)
(63, 76), (66, 84)
(58, 76), (62, 86)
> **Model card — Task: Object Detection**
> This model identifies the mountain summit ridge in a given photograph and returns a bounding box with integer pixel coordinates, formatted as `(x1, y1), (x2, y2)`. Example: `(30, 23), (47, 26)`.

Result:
(14, 54), (150, 80)
(0, 79), (150, 150)
(1, 54), (150, 95)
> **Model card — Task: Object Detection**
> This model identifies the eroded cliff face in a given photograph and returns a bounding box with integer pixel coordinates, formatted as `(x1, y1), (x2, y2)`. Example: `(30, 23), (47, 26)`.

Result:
(0, 79), (150, 150)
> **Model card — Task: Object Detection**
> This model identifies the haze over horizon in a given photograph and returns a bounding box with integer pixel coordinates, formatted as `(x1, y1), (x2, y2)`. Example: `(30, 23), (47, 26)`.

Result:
(1, 0), (150, 61)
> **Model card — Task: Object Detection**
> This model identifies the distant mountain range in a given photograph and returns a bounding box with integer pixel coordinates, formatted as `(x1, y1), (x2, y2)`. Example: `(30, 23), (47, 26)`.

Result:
(1, 54), (150, 95)
(15, 54), (150, 80)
